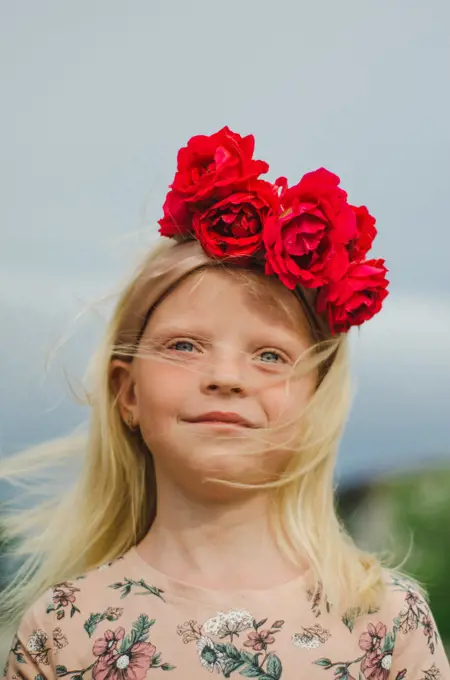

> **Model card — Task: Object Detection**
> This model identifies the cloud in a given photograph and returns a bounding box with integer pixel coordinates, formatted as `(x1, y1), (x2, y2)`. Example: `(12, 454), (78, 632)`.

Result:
(340, 294), (450, 484)
(350, 293), (450, 369)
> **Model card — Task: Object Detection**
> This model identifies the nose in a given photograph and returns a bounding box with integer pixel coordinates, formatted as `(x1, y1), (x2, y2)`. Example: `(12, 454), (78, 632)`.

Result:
(201, 350), (246, 397)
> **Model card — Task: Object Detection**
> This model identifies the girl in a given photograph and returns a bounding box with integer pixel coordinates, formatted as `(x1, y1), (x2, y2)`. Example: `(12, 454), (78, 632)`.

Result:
(2, 127), (449, 679)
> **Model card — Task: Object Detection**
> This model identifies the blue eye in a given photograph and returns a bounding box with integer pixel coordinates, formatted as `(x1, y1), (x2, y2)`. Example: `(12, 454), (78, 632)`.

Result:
(169, 340), (196, 352)
(259, 350), (284, 363)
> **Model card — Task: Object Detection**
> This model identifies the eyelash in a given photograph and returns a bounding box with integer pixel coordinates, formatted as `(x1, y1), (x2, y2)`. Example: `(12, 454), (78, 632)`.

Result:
(257, 349), (288, 364)
(166, 339), (199, 353)
(165, 339), (289, 364)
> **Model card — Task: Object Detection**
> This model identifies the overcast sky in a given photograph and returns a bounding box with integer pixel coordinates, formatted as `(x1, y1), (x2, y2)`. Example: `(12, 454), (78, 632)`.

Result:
(1, 0), (449, 488)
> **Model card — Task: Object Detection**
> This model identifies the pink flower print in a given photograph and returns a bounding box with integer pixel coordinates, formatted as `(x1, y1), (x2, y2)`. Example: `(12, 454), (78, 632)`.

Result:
(405, 590), (421, 607)
(359, 623), (387, 654)
(50, 582), (80, 620)
(361, 651), (393, 680)
(93, 627), (125, 658)
(53, 590), (76, 607)
(93, 641), (155, 680)
(244, 629), (276, 651)
(422, 615), (434, 638)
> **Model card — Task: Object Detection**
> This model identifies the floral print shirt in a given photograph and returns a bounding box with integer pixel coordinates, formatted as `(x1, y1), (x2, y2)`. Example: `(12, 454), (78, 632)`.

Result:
(3, 546), (450, 680)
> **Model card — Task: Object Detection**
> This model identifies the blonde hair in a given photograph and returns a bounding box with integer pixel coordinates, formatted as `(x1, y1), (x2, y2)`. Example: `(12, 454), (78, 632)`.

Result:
(0, 238), (410, 627)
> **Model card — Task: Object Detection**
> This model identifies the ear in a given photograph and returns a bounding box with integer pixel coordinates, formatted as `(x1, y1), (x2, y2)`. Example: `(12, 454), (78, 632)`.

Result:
(110, 359), (139, 426)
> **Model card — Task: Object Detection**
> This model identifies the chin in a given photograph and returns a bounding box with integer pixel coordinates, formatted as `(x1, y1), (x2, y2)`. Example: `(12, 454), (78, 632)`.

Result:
(151, 439), (290, 499)
(185, 450), (285, 494)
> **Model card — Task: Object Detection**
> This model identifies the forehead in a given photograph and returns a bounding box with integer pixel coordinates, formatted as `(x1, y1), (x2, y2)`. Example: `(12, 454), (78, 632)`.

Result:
(146, 266), (310, 335)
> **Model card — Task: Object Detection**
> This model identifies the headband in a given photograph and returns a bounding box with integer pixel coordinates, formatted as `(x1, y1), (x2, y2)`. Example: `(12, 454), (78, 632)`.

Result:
(157, 127), (389, 334)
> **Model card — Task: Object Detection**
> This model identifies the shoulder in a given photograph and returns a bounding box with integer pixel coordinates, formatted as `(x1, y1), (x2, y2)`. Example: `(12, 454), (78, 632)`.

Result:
(346, 570), (449, 680)
(378, 570), (439, 650)
(349, 570), (436, 642)
(46, 553), (133, 622)
(9, 553), (136, 661)
(25, 553), (129, 621)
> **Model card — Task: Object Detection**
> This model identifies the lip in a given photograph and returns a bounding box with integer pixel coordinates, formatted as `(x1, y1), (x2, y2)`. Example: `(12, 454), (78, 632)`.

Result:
(183, 411), (255, 428)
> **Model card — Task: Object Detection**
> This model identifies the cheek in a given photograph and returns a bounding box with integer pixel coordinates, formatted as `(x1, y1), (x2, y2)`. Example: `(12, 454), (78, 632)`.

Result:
(135, 361), (196, 423)
(262, 374), (315, 425)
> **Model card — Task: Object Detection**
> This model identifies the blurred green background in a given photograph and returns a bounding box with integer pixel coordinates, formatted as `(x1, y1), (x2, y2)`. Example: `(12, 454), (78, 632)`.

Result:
(339, 466), (450, 655)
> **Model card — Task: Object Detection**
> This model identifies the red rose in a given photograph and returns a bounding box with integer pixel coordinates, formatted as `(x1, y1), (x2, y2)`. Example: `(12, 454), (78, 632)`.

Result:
(158, 189), (191, 238)
(193, 180), (279, 259)
(158, 126), (269, 238)
(264, 168), (358, 289)
(348, 205), (377, 261)
(315, 259), (389, 333)
(173, 126), (269, 200)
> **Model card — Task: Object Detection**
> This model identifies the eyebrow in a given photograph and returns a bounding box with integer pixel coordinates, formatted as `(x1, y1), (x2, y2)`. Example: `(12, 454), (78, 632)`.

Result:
(144, 325), (212, 341)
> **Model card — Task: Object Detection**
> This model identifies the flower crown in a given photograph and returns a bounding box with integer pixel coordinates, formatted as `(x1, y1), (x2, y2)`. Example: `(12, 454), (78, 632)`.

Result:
(158, 126), (389, 334)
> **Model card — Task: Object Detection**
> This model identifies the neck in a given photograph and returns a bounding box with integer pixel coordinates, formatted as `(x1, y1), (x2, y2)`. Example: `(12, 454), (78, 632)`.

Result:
(137, 476), (304, 590)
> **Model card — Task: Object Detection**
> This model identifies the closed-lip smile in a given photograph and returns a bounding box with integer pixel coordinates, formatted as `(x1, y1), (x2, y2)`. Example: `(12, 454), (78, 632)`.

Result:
(184, 411), (254, 428)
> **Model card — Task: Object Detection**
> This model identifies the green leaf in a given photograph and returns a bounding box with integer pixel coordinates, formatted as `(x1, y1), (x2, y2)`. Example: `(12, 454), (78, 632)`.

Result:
(55, 666), (68, 676)
(160, 663), (176, 671)
(342, 613), (355, 632)
(119, 634), (133, 653)
(223, 659), (244, 677)
(84, 613), (102, 637)
(314, 658), (332, 668)
(35, 675), (46, 680)
(240, 666), (263, 678)
(136, 614), (146, 632)
(152, 652), (161, 665)
(148, 585), (165, 598)
(267, 654), (282, 680)
(240, 651), (255, 664)
(16, 655), (25, 664)
(383, 632), (395, 652)
(254, 618), (268, 630)
(215, 643), (227, 654)
(130, 614), (153, 644)
(120, 585), (132, 599)
(225, 643), (241, 660)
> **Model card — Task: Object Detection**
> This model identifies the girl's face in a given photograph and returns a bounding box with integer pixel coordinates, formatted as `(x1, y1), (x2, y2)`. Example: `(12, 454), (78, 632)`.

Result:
(114, 268), (316, 498)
